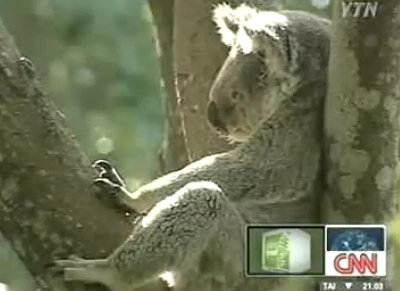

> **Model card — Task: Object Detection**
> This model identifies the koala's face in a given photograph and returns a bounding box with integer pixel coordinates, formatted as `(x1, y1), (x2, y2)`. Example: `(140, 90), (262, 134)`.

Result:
(207, 50), (267, 142)
(207, 4), (330, 142)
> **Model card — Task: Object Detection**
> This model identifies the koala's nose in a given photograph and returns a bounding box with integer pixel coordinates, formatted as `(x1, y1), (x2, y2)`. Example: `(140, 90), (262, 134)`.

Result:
(207, 101), (227, 134)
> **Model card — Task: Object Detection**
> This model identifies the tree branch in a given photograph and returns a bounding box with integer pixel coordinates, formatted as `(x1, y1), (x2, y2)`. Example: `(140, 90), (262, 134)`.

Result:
(148, 0), (189, 174)
(0, 18), (166, 291)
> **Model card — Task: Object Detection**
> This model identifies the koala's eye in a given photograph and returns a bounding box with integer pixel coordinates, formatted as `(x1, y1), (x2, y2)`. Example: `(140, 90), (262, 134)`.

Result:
(257, 67), (267, 83)
(231, 90), (243, 101)
(255, 51), (266, 61)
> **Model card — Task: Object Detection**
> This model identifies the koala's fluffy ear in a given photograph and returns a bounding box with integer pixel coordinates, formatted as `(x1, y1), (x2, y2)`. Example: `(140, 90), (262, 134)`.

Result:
(213, 4), (291, 64)
(213, 3), (242, 48)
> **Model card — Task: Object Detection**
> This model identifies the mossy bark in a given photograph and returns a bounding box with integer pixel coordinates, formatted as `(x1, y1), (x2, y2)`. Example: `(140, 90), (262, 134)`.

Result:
(324, 0), (400, 223)
(324, 0), (400, 286)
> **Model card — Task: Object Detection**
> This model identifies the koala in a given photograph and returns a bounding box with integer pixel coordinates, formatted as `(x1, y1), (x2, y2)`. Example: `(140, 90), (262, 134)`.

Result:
(55, 4), (330, 291)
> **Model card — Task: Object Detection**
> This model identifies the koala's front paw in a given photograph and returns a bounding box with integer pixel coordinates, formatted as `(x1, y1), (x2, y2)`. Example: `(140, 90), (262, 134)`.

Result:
(92, 160), (143, 218)
(92, 160), (127, 206)
(93, 160), (126, 187)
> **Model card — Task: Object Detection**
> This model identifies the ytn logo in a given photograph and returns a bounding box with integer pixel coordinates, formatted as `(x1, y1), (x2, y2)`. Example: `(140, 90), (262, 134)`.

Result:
(342, 2), (379, 18)
(325, 225), (386, 277)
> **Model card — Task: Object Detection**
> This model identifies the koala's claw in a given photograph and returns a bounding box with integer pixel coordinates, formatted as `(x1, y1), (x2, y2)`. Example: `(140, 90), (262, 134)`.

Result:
(92, 160), (126, 187)
(48, 261), (70, 277)
(92, 160), (143, 218)
(52, 257), (90, 282)
(94, 177), (121, 197)
(67, 254), (85, 262)
(92, 159), (113, 172)
(54, 258), (82, 268)
(92, 160), (132, 211)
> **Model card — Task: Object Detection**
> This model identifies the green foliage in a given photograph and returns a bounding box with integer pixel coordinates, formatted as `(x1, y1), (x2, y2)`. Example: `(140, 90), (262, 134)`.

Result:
(391, 216), (400, 288)
(285, 0), (332, 17)
(0, 0), (164, 188)
(0, 234), (35, 291)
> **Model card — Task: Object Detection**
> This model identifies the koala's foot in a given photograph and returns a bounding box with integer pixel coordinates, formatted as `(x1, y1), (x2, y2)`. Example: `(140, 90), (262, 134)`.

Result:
(49, 256), (88, 280)
(53, 258), (127, 290)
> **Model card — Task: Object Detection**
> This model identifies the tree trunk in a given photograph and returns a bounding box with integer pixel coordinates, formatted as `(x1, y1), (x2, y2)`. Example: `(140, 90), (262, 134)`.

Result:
(148, 0), (189, 174)
(0, 19), (166, 291)
(324, 0), (400, 284)
(172, 0), (232, 162)
(324, 0), (400, 223)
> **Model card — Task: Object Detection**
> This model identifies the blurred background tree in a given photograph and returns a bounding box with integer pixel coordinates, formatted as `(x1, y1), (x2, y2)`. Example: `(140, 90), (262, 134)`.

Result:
(0, 0), (165, 191)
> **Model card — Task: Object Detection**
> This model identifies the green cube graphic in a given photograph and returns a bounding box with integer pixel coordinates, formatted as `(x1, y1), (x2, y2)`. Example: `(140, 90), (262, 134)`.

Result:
(262, 229), (311, 273)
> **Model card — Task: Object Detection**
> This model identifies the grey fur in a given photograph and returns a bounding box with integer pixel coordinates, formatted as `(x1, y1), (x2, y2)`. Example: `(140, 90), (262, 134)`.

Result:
(55, 4), (330, 291)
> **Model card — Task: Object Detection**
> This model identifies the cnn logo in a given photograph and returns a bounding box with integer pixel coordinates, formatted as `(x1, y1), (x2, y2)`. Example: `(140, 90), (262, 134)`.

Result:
(334, 253), (377, 275)
(325, 225), (386, 277)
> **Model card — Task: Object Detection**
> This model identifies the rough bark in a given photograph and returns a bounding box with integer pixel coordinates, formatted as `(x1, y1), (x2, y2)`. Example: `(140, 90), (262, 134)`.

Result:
(0, 19), (166, 291)
(324, 0), (400, 222)
(323, 1), (400, 284)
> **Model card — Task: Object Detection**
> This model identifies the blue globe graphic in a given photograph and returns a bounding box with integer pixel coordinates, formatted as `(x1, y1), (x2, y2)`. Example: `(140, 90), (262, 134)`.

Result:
(331, 230), (379, 251)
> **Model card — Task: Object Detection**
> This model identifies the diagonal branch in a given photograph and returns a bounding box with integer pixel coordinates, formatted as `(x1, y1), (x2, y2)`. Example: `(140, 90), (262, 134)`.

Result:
(0, 18), (166, 291)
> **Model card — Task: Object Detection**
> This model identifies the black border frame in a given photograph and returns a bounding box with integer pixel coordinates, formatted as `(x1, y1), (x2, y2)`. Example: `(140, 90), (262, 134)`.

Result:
(245, 224), (326, 277)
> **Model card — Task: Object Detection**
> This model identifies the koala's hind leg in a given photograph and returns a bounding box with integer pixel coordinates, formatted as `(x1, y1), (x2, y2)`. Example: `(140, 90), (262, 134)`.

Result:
(55, 181), (244, 290)
(54, 258), (130, 291)
(106, 181), (245, 290)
